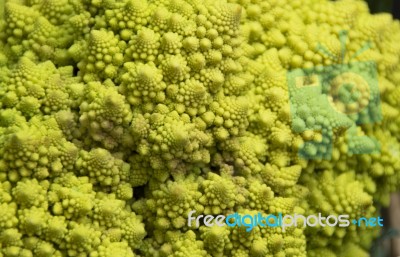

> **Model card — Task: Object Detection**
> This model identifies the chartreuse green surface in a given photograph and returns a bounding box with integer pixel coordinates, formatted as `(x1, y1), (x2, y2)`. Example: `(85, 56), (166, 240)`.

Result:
(0, 0), (399, 256)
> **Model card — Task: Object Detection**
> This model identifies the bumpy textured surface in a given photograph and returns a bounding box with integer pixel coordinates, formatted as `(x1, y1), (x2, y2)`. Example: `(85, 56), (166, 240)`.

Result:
(0, 0), (399, 256)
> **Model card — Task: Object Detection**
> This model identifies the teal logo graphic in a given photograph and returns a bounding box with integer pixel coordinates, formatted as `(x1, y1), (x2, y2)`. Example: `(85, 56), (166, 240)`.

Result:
(352, 216), (384, 227)
(287, 31), (382, 160)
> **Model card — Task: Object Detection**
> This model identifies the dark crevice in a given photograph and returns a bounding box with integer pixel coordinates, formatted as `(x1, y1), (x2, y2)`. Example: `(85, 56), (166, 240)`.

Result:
(366, 0), (397, 15)
(133, 185), (146, 200)
(394, 0), (400, 19)
(72, 65), (79, 76)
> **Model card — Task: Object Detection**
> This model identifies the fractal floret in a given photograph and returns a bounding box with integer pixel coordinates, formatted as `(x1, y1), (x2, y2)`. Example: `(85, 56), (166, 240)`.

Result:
(0, 0), (399, 256)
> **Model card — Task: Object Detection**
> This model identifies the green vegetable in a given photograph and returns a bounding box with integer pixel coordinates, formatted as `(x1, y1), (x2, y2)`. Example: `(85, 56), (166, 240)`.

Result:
(0, 0), (399, 256)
